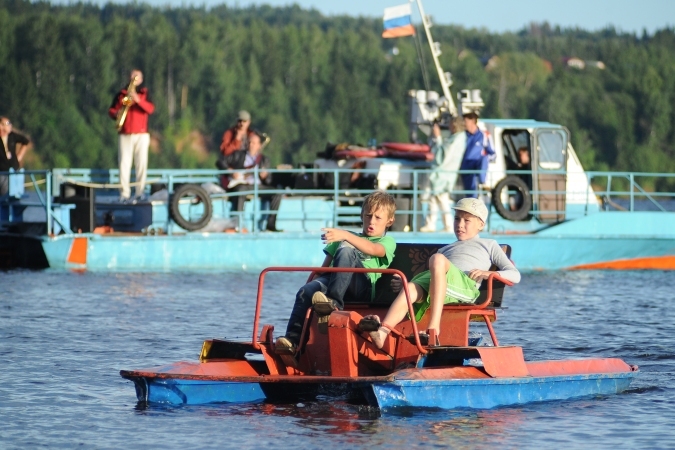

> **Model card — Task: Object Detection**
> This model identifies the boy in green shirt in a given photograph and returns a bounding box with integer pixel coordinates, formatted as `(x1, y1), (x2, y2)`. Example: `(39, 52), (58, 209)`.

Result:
(275, 191), (397, 360)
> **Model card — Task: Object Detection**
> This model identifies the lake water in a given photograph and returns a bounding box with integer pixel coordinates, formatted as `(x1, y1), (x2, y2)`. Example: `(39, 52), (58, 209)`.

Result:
(1, 268), (674, 449)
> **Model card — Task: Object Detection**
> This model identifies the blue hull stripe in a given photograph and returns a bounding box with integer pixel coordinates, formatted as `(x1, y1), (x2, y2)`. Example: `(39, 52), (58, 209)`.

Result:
(372, 372), (637, 409)
(130, 371), (636, 407)
(138, 378), (266, 405)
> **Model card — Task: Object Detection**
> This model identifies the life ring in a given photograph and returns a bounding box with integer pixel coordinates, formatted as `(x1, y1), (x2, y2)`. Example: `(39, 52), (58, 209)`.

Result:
(491, 176), (532, 221)
(170, 184), (213, 231)
(381, 142), (430, 153)
(385, 150), (434, 161)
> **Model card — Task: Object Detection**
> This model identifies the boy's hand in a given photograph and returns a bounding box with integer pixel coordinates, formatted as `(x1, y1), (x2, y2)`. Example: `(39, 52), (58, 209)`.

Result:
(390, 274), (402, 293)
(468, 269), (491, 282)
(321, 228), (350, 244)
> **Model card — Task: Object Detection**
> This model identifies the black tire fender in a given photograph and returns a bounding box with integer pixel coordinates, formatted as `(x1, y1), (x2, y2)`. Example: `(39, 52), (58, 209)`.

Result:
(491, 176), (532, 221)
(169, 184), (213, 231)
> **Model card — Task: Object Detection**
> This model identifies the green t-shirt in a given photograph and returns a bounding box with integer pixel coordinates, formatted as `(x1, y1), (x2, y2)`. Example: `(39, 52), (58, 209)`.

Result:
(323, 233), (397, 299)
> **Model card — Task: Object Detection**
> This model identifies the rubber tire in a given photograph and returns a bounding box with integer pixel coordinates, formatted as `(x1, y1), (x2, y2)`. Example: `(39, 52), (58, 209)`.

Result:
(491, 176), (532, 221)
(169, 184), (213, 231)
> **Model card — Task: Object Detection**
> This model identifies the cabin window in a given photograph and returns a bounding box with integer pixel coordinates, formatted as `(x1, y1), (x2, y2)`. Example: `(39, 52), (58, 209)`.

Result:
(501, 130), (531, 170)
(537, 131), (566, 170)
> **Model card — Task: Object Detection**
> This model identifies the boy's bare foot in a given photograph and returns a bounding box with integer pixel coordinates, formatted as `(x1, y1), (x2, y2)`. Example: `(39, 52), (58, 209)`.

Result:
(369, 327), (391, 349)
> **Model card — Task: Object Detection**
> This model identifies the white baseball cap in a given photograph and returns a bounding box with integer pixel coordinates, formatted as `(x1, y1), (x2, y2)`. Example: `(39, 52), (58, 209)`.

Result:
(452, 197), (488, 223)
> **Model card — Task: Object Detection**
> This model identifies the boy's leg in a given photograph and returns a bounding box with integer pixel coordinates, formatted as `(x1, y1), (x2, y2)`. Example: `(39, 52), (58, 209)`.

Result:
(369, 282), (424, 349)
(282, 276), (329, 347)
(312, 246), (370, 329)
(324, 246), (370, 309)
(427, 253), (451, 334)
(381, 282), (424, 326)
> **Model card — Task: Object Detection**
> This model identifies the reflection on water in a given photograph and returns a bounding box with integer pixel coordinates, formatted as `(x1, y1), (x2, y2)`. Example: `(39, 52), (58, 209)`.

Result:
(1, 269), (674, 449)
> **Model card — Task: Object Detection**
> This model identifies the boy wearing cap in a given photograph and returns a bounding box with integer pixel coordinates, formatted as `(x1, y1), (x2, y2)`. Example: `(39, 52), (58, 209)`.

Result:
(364, 197), (520, 348)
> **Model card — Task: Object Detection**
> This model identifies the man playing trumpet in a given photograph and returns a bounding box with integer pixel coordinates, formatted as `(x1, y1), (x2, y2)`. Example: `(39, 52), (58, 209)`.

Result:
(108, 69), (155, 202)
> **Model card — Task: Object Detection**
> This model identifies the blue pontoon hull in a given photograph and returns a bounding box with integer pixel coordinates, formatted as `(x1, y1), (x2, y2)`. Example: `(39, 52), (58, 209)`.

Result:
(371, 371), (638, 409)
(123, 366), (638, 409)
(134, 378), (266, 405)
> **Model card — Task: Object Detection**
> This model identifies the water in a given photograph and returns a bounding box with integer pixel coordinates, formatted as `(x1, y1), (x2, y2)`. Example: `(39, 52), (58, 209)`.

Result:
(1, 269), (674, 449)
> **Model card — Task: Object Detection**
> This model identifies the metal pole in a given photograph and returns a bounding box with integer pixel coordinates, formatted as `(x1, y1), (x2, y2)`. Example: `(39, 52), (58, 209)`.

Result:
(254, 166), (259, 233)
(412, 170), (419, 231)
(585, 172), (590, 215)
(167, 175), (173, 236)
(333, 169), (339, 227)
(46, 171), (52, 236)
(415, 0), (457, 115)
(630, 173), (634, 212)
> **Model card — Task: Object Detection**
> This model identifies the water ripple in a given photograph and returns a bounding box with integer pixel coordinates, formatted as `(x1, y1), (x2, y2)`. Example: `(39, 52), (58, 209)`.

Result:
(1, 269), (674, 449)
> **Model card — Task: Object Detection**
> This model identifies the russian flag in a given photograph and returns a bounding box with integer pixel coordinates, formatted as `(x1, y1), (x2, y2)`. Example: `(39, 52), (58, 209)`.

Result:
(382, 3), (415, 38)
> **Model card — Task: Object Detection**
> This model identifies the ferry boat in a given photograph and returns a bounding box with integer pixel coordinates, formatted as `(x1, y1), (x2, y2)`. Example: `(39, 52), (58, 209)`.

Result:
(1, 0), (674, 272)
(2, 134), (674, 272)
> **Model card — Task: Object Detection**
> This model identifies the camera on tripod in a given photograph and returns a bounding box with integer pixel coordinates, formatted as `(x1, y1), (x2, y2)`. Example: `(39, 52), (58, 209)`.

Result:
(408, 88), (484, 141)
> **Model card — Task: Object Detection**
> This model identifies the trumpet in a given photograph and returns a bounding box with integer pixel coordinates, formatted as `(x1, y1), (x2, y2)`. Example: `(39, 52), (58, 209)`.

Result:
(260, 132), (271, 149)
(115, 75), (138, 132)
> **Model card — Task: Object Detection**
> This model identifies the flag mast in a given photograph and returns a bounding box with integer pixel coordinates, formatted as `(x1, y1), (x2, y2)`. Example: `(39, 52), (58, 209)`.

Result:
(414, 0), (457, 115)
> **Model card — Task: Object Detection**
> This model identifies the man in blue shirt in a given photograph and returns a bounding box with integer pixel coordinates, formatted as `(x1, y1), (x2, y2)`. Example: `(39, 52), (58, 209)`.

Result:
(460, 112), (494, 197)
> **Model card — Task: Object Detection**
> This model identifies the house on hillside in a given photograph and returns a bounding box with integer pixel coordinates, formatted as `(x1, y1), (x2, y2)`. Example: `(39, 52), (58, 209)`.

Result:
(563, 57), (585, 69)
(585, 60), (606, 70)
(563, 57), (606, 70)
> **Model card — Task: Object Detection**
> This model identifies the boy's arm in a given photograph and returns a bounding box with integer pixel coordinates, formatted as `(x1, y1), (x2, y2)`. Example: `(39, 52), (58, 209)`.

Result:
(467, 268), (494, 282)
(321, 228), (386, 258)
(468, 244), (521, 283)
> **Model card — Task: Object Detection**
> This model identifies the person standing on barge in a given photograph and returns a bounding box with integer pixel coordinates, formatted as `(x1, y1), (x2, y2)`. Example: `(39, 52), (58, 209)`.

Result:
(420, 118), (466, 232)
(460, 112), (494, 198)
(0, 116), (31, 196)
(108, 69), (155, 202)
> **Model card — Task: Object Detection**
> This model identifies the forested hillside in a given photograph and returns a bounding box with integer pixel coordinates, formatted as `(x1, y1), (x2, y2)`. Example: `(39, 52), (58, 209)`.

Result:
(1, 0), (674, 175)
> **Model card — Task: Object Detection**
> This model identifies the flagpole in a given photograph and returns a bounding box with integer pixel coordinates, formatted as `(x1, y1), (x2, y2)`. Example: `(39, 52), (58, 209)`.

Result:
(414, 0), (457, 115)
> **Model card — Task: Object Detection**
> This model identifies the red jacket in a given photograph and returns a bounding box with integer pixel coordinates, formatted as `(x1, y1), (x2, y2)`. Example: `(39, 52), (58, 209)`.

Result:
(108, 87), (155, 134)
(220, 126), (255, 156)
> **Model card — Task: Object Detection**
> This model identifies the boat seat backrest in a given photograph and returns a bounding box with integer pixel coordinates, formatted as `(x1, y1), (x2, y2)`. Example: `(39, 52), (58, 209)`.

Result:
(370, 242), (512, 308)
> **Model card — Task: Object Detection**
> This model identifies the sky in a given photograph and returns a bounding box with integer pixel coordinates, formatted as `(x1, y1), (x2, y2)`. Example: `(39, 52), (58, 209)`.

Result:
(108, 0), (674, 34)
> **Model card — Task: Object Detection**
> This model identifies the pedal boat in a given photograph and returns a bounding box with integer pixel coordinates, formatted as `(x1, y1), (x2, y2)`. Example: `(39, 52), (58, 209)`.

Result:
(120, 248), (638, 409)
